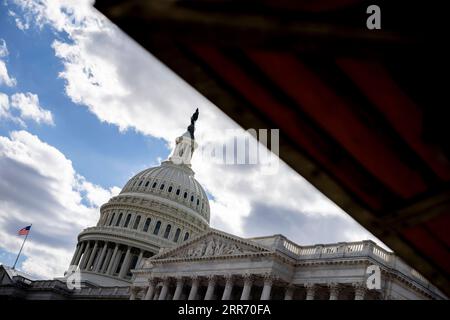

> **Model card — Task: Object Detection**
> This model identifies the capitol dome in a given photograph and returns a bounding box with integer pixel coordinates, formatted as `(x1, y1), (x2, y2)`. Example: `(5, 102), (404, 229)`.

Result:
(120, 160), (210, 223)
(70, 109), (210, 286)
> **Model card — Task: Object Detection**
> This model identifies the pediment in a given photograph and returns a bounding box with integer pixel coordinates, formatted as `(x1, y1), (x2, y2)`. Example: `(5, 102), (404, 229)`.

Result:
(154, 229), (271, 260)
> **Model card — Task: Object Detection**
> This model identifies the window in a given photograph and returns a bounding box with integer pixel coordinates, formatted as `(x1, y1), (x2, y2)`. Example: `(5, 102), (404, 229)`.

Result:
(164, 224), (171, 239)
(183, 232), (190, 241)
(115, 213), (123, 226)
(138, 180), (143, 186)
(124, 214), (132, 228)
(133, 215), (141, 229)
(197, 199), (200, 206)
(109, 213), (116, 226)
(184, 192), (187, 199)
(190, 195), (194, 202)
(160, 184), (165, 190)
(153, 221), (161, 235)
(143, 218), (151, 232)
(168, 186), (172, 193)
(176, 189), (180, 195)
(145, 181), (149, 187)
(174, 228), (181, 242)
(152, 182), (157, 188)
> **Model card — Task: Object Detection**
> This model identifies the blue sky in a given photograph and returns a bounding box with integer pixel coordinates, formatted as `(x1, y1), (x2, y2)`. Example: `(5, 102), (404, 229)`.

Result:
(0, 5), (169, 189)
(0, 0), (383, 279)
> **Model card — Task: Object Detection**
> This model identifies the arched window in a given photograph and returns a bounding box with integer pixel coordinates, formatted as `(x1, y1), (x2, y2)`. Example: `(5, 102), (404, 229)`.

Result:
(197, 199), (200, 206)
(164, 224), (171, 239)
(143, 218), (151, 232)
(145, 181), (149, 187)
(153, 221), (161, 235)
(160, 184), (165, 190)
(183, 192), (187, 199)
(109, 213), (116, 226)
(152, 182), (157, 188)
(115, 213), (123, 226)
(190, 195), (194, 202)
(174, 228), (181, 242)
(184, 232), (190, 241)
(138, 180), (143, 186)
(133, 215), (141, 229)
(176, 189), (180, 195)
(124, 214), (132, 228)
(168, 186), (172, 193)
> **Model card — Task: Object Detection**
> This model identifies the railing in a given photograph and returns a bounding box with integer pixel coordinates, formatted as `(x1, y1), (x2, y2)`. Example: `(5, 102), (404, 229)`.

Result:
(284, 241), (369, 259)
(73, 286), (130, 297)
(372, 245), (391, 262)
(282, 239), (300, 255)
(279, 238), (431, 288)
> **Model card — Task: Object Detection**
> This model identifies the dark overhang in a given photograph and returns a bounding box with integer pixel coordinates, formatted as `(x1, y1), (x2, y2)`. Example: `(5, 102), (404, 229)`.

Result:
(94, 0), (450, 296)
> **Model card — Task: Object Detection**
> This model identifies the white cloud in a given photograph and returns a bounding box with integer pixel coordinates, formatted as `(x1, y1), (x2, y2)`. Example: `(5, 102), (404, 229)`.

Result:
(0, 39), (9, 57)
(10, 92), (54, 125)
(0, 39), (52, 126)
(0, 130), (119, 278)
(8, 9), (30, 30)
(4, 0), (388, 279)
(0, 60), (16, 87)
(0, 39), (16, 87)
(0, 92), (9, 118)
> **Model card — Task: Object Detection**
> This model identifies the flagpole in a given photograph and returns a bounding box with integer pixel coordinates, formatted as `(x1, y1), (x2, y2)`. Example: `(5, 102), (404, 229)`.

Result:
(12, 224), (32, 270)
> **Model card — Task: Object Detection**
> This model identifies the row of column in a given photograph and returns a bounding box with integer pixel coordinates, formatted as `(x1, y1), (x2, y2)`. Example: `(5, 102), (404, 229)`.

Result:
(131, 275), (369, 300)
(70, 241), (145, 280)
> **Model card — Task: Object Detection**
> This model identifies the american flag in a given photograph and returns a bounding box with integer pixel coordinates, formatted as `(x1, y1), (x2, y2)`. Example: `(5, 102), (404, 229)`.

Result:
(18, 225), (31, 236)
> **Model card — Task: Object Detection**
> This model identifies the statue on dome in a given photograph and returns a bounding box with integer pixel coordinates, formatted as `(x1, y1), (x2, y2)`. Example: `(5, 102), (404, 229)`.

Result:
(187, 108), (199, 140)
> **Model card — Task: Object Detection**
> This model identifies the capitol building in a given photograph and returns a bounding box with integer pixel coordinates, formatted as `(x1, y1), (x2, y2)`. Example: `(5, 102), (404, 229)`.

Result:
(0, 113), (446, 300)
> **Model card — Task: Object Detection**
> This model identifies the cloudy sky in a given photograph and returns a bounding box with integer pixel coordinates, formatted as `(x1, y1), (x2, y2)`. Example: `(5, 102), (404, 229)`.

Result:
(0, 0), (386, 279)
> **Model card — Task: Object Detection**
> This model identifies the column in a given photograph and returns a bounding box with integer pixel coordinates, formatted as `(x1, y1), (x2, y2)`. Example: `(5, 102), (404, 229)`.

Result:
(81, 245), (93, 270)
(144, 278), (156, 300)
(284, 284), (295, 300)
(129, 286), (137, 300)
(328, 283), (341, 300)
(306, 283), (316, 300)
(260, 275), (273, 300)
(101, 248), (113, 273)
(94, 242), (108, 272)
(158, 277), (170, 300)
(240, 274), (253, 300)
(221, 275), (234, 300)
(119, 246), (132, 278)
(353, 283), (366, 300)
(86, 241), (98, 270)
(74, 242), (85, 266)
(135, 250), (144, 269)
(204, 275), (216, 300)
(107, 244), (119, 275)
(70, 244), (81, 266)
(188, 276), (199, 300)
(79, 242), (91, 270)
(111, 249), (123, 276)
(172, 277), (184, 300)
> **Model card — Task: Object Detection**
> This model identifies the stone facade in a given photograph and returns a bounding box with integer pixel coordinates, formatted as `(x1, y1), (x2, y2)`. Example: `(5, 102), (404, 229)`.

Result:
(130, 229), (446, 300)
